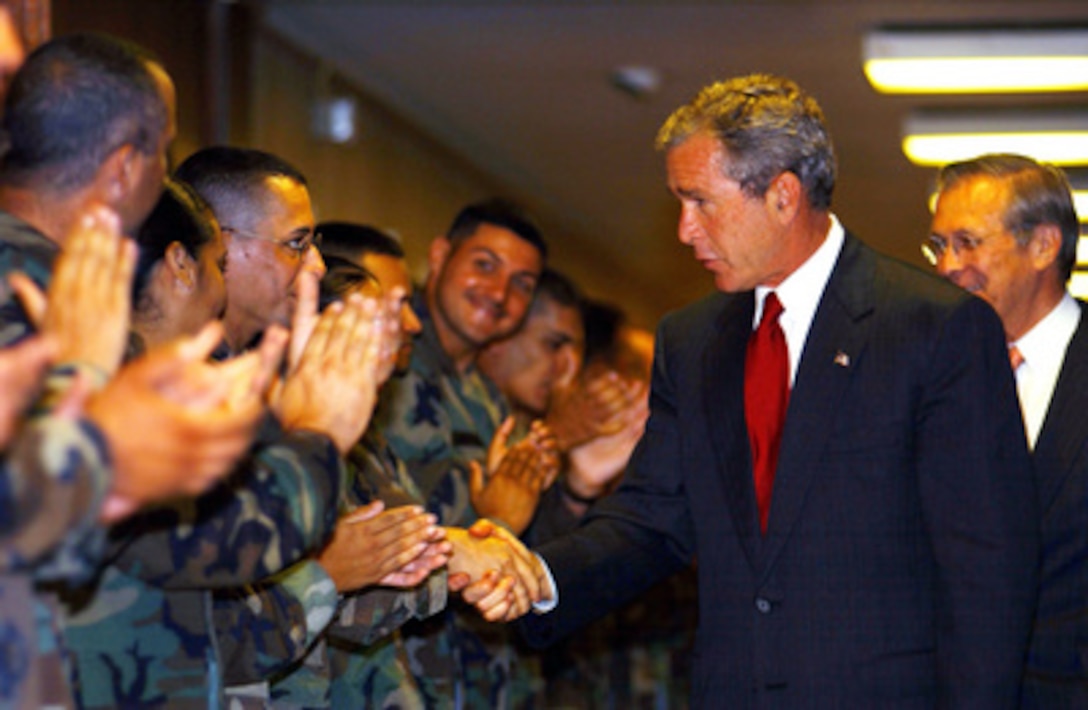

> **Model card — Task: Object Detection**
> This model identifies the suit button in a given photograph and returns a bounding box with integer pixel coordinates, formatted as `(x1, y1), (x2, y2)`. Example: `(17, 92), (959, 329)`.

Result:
(755, 597), (772, 614)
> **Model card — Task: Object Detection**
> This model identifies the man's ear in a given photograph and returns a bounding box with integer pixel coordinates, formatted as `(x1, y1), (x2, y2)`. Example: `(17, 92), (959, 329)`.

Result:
(765, 171), (803, 224)
(428, 236), (452, 275)
(164, 240), (197, 292)
(94, 143), (137, 207)
(1029, 224), (1062, 271)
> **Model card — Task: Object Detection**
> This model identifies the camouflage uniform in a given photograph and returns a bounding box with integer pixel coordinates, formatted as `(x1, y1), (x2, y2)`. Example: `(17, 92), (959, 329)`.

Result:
(59, 416), (343, 709)
(0, 416), (114, 710)
(0, 212), (115, 710)
(216, 430), (447, 709)
(375, 294), (544, 709)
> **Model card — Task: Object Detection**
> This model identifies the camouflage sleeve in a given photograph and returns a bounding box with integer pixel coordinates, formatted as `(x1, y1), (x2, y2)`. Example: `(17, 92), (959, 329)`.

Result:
(0, 415), (112, 585)
(107, 419), (343, 590)
(214, 559), (339, 685)
(0, 279), (40, 350)
(32, 361), (110, 415)
(373, 379), (479, 527)
(375, 369), (458, 489)
(215, 554), (448, 687)
(328, 568), (448, 649)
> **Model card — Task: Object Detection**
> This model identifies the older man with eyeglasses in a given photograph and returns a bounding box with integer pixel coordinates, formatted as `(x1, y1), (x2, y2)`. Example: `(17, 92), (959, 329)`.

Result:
(929, 152), (1088, 709)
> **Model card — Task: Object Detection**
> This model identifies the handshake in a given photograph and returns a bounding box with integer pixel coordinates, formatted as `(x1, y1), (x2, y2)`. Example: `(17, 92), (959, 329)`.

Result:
(446, 518), (551, 622)
(315, 501), (552, 623)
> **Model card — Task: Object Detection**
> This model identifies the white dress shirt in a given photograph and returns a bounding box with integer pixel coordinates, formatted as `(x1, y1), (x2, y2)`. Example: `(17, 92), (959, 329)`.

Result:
(1010, 292), (1080, 449)
(753, 214), (845, 385)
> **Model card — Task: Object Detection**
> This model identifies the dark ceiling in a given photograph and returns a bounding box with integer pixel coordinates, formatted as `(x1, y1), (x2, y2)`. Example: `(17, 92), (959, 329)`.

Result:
(260, 0), (1088, 324)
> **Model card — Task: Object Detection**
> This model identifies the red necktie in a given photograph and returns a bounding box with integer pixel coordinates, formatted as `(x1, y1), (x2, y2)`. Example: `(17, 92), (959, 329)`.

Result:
(745, 293), (789, 534)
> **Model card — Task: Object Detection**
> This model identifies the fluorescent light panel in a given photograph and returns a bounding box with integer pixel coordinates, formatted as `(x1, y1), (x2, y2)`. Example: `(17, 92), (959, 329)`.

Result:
(902, 109), (1088, 166)
(864, 27), (1088, 94)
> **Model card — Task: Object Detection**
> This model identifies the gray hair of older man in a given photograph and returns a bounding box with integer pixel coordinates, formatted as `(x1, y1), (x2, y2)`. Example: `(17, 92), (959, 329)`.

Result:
(656, 73), (837, 210)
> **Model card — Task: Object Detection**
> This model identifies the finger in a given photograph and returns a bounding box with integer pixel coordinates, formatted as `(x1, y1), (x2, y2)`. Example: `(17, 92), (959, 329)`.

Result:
(487, 416), (516, 471)
(341, 295), (381, 363)
(459, 570), (502, 604)
(295, 302), (340, 372)
(506, 574), (530, 616)
(468, 518), (497, 540)
(468, 460), (485, 498)
(321, 296), (360, 363)
(379, 541), (432, 579)
(174, 321), (228, 364)
(249, 325), (288, 397)
(475, 576), (517, 622)
(447, 571), (472, 593)
(380, 567), (433, 588)
(342, 500), (387, 524)
(8, 273), (47, 328)
(368, 513), (440, 555)
(288, 269), (320, 366)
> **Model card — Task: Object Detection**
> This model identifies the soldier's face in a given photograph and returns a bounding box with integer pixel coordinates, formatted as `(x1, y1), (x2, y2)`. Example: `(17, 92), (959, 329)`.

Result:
(221, 177), (324, 351)
(478, 297), (582, 416)
(428, 224), (542, 356)
(362, 253), (420, 372)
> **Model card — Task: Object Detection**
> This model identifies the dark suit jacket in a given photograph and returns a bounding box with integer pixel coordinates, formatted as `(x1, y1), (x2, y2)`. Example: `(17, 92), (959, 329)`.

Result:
(1022, 300), (1088, 709)
(525, 234), (1039, 709)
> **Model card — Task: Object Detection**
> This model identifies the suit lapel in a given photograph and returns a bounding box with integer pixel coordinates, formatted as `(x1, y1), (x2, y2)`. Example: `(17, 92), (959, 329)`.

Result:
(759, 235), (876, 577)
(1033, 302), (1088, 513)
(703, 293), (762, 568)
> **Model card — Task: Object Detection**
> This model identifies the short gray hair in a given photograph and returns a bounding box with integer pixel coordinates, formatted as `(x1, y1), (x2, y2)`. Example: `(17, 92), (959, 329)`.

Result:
(656, 73), (836, 209)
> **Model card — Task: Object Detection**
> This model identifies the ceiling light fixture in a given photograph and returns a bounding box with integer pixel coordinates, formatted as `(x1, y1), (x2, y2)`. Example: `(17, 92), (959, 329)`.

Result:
(901, 108), (1088, 167)
(863, 25), (1088, 94)
(610, 65), (662, 100)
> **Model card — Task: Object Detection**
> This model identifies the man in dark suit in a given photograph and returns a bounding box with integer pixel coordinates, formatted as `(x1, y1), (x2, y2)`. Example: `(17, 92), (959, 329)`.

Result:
(929, 153), (1087, 709)
(516, 74), (1040, 708)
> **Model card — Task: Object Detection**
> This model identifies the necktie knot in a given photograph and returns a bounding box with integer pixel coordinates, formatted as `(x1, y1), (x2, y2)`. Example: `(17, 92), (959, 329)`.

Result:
(760, 292), (784, 329)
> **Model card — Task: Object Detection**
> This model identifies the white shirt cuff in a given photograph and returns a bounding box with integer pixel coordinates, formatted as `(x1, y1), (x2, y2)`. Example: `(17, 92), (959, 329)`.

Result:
(531, 552), (558, 614)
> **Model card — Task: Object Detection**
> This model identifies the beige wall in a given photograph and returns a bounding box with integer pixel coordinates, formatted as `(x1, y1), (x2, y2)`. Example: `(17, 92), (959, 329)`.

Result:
(50, 0), (659, 327)
(249, 30), (507, 281)
(249, 29), (659, 325)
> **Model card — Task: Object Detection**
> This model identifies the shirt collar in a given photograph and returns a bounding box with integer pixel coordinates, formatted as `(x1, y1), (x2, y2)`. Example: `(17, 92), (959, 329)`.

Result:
(754, 213), (844, 329)
(1012, 291), (1080, 373)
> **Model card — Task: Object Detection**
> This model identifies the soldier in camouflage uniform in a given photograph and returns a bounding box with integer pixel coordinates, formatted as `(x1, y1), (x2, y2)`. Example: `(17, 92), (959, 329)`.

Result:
(0, 35), (268, 709)
(375, 200), (562, 708)
(214, 226), (547, 709)
(55, 148), (392, 708)
(487, 289), (696, 710)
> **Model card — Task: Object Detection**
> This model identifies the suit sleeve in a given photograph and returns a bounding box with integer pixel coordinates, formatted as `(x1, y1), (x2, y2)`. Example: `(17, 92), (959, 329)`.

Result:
(917, 296), (1039, 708)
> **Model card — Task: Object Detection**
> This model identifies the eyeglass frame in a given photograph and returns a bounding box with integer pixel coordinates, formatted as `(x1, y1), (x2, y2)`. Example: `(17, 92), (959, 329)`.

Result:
(920, 232), (985, 267)
(222, 225), (322, 257)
